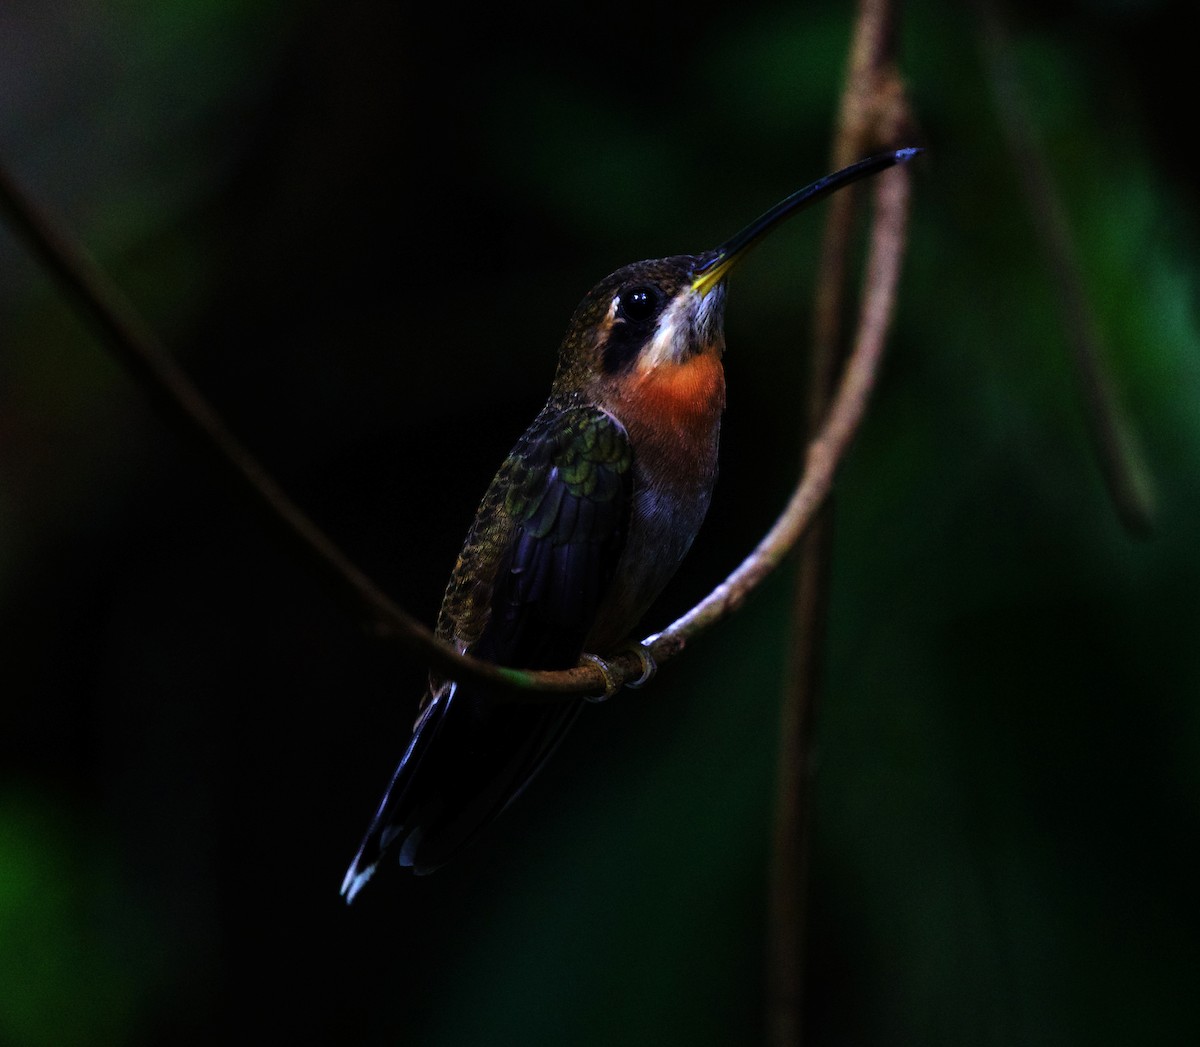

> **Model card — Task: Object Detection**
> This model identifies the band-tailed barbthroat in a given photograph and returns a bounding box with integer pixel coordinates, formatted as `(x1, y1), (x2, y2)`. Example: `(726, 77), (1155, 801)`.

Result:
(341, 148), (920, 901)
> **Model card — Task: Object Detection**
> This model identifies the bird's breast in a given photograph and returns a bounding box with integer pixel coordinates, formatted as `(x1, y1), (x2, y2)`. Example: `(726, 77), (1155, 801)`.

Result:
(625, 351), (726, 448)
(617, 351), (725, 501)
(587, 353), (725, 651)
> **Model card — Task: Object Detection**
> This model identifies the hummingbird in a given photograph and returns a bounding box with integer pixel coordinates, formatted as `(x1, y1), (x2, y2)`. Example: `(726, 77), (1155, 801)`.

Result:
(341, 147), (919, 900)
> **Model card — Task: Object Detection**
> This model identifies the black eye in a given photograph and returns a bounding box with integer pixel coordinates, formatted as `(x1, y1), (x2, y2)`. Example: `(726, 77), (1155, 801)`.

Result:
(617, 286), (658, 324)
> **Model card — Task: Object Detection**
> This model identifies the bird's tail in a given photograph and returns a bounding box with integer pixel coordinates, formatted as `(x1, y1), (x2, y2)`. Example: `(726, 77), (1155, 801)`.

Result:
(340, 682), (582, 901)
(340, 690), (450, 902)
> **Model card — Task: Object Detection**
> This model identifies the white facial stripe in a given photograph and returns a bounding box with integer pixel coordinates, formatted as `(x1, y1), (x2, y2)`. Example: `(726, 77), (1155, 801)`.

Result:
(639, 293), (693, 371)
(635, 284), (727, 371)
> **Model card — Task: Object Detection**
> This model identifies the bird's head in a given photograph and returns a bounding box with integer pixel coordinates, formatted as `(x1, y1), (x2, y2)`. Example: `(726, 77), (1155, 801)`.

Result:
(549, 147), (921, 408)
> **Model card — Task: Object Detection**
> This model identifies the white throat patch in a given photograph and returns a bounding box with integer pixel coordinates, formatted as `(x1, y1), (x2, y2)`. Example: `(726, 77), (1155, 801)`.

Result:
(638, 285), (725, 372)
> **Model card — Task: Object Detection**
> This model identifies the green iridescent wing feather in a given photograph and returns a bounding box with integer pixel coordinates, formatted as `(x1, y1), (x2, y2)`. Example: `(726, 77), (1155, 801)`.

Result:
(438, 402), (632, 670)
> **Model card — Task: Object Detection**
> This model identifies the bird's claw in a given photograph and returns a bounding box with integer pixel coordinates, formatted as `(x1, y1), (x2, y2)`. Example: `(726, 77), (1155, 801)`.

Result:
(621, 640), (657, 689)
(579, 642), (657, 701)
(580, 653), (621, 702)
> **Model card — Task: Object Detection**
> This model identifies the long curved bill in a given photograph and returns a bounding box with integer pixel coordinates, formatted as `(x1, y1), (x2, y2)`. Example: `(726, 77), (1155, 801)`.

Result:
(691, 147), (922, 297)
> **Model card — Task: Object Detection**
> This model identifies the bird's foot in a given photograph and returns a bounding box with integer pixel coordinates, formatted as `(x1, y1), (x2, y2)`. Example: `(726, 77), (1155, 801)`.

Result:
(579, 654), (621, 702)
(578, 641), (657, 702)
(621, 640), (658, 689)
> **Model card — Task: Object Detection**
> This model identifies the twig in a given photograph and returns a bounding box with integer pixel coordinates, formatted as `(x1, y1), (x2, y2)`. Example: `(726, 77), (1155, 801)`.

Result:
(647, 165), (913, 661)
(766, 2), (914, 1044)
(0, 161), (528, 695)
(0, 148), (913, 703)
(973, 0), (1155, 536)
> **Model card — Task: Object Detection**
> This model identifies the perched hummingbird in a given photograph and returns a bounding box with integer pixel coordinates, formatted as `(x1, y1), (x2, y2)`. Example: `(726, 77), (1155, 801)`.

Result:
(341, 148), (919, 900)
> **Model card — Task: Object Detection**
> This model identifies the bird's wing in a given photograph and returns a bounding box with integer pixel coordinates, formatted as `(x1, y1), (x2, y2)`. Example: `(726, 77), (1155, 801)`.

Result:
(342, 405), (632, 893)
(453, 402), (633, 668)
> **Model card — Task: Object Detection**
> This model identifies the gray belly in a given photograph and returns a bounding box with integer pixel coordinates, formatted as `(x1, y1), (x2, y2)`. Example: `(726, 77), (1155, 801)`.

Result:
(585, 469), (715, 653)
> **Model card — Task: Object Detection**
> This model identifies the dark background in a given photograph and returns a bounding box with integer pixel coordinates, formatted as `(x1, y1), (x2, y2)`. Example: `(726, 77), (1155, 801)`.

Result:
(2, 1), (1198, 1044)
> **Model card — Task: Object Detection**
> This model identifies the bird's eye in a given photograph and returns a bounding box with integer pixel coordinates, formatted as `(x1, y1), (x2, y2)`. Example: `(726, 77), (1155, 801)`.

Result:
(617, 286), (658, 324)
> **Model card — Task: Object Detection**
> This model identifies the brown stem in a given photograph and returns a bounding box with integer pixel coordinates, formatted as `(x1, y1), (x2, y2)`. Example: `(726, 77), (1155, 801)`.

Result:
(0, 162), (521, 695)
(0, 144), (915, 705)
(766, 2), (914, 1043)
(651, 162), (913, 662)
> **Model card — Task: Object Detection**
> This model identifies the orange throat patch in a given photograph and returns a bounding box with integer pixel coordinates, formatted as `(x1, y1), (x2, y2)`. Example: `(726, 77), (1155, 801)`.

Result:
(611, 352), (726, 476)
(635, 351), (725, 422)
